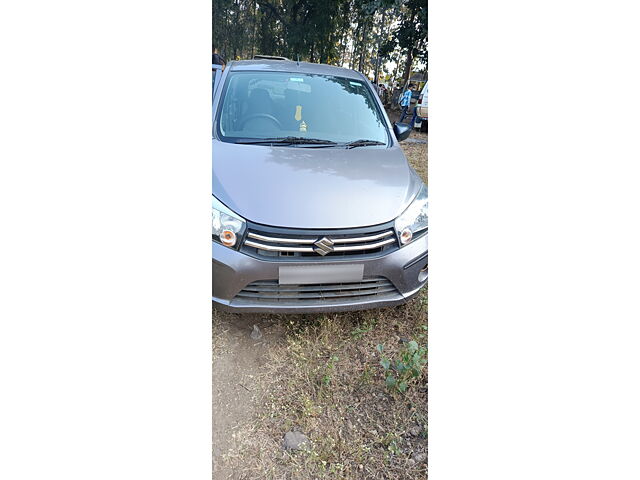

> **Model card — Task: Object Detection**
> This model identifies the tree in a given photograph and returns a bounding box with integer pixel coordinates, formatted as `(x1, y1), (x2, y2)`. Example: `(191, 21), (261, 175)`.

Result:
(394, 0), (428, 85)
(212, 0), (427, 82)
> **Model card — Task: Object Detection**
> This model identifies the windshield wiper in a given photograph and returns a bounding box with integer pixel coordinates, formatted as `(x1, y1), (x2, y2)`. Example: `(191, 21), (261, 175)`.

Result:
(235, 136), (338, 146)
(344, 139), (387, 149)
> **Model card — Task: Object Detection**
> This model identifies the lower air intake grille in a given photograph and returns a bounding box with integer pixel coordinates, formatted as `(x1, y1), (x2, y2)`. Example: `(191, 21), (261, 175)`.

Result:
(234, 276), (398, 302)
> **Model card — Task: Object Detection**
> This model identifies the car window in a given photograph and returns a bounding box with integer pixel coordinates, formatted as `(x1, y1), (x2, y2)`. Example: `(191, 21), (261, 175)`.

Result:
(216, 71), (389, 145)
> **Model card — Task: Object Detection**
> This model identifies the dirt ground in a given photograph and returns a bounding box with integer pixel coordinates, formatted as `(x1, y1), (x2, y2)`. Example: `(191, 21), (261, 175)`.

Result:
(213, 123), (427, 480)
(212, 314), (286, 467)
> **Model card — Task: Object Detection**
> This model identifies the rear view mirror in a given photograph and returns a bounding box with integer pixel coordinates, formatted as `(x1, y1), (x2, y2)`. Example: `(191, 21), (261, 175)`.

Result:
(393, 122), (412, 142)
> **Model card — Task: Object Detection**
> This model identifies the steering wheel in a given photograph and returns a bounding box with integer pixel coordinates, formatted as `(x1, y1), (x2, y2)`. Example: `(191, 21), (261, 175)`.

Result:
(240, 113), (282, 130)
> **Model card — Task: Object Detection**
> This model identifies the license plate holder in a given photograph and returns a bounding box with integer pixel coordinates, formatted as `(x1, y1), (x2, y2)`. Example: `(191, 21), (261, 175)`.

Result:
(278, 264), (364, 285)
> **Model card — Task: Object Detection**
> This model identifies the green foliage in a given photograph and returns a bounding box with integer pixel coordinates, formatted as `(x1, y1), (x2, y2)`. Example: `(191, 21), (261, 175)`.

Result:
(213, 0), (427, 80)
(321, 355), (339, 386)
(359, 364), (375, 385)
(376, 335), (427, 393)
(381, 432), (402, 456)
(350, 318), (377, 339)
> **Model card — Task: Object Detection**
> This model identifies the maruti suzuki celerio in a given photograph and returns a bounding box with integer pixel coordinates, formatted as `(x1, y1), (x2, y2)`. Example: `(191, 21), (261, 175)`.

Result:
(213, 59), (427, 313)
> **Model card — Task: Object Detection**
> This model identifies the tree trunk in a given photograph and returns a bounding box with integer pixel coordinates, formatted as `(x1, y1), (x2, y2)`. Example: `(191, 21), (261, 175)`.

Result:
(358, 21), (367, 72)
(402, 8), (418, 86)
(374, 9), (387, 84)
(402, 47), (414, 86)
(350, 22), (361, 70)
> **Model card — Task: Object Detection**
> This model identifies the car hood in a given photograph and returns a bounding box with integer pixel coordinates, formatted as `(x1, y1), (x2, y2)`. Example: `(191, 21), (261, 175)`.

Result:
(212, 141), (423, 229)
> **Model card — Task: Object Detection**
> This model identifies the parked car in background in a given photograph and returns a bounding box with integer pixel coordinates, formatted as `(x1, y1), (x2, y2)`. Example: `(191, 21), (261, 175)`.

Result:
(414, 82), (428, 133)
(212, 59), (428, 313)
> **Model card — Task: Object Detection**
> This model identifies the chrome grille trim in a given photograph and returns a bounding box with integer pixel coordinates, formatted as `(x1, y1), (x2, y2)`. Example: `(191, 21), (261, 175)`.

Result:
(247, 232), (317, 244)
(243, 225), (398, 257)
(245, 241), (314, 253)
(334, 238), (395, 251)
(245, 237), (395, 253)
(246, 230), (393, 245)
(331, 231), (394, 243)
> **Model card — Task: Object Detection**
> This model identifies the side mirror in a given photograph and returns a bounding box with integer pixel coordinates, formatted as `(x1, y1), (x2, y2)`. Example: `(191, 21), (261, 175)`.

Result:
(393, 122), (412, 142)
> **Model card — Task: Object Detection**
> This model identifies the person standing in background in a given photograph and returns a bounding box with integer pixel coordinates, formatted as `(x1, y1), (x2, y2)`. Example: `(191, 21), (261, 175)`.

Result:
(399, 83), (417, 125)
(212, 46), (226, 70)
(378, 84), (387, 105)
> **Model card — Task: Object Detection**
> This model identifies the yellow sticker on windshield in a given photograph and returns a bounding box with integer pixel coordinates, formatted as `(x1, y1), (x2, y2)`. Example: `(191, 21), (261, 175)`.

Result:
(295, 105), (302, 121)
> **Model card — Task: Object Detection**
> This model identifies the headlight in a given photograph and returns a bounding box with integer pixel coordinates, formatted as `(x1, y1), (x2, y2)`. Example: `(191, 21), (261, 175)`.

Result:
(212, 196), (246, 248)
(395, 185), (428, 245)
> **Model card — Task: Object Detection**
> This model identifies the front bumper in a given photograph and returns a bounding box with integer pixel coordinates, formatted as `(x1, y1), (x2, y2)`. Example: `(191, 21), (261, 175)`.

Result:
(212, 234), (428, 313)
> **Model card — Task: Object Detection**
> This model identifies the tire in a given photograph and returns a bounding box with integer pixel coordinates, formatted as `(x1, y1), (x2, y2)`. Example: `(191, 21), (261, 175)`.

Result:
(420, 119), (428, 133)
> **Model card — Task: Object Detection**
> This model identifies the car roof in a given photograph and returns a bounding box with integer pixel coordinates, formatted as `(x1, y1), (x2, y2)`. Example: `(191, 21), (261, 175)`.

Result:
(228, 59), (365, 80)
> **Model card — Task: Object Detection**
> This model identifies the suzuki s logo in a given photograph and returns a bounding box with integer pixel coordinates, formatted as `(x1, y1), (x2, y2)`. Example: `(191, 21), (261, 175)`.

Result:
(314, 237), (335, 256)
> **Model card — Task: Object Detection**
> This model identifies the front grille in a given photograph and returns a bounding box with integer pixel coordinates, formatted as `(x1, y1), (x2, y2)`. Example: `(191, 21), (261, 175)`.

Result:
(242, 224), (398, 259)
(234, 277), (399, 303)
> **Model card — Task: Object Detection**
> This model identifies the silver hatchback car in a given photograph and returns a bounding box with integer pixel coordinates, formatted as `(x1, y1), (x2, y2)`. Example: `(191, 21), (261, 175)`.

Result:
(213, 59), (427, 313)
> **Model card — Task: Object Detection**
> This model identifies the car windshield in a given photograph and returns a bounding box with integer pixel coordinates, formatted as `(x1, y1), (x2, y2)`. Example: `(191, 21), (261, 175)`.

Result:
(216, 71), (389, 145)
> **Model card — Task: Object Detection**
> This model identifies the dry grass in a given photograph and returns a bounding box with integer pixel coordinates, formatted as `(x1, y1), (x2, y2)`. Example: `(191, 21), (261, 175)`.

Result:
(402, 140), (428, 185)
(231, 301), (428, 480)
(215, 139), (428, 480)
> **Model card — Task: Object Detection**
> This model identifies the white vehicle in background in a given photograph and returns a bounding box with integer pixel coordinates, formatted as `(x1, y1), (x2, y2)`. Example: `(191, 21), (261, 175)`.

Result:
(414, 82), (428, 133)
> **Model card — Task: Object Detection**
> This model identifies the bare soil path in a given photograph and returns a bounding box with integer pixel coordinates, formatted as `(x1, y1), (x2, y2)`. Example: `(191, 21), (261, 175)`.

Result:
(212, 312), (285, 479)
